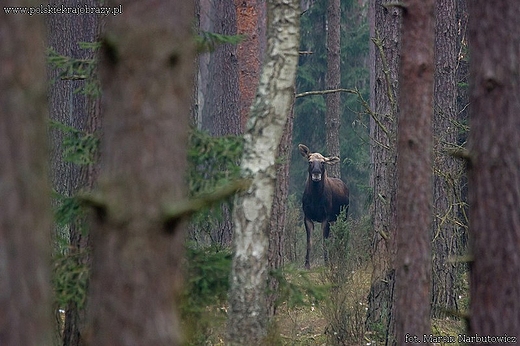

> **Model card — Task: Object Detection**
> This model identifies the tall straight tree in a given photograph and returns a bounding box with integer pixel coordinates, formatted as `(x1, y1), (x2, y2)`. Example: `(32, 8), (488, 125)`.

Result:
(267, 103), (295, 317)
(198, 0), (239, 136)
(196, 0), (267, 249)
(85, 1), (195, 345)
(395, 0), (434, 342)
(0, 5), (53, 345)
(46, 1), (102, 344)
(325, 0), (341, 178)
(236, 0), (267, 130)
(431, 0), (464, 318)
(468, 0), (520, 335)
(226, 0), (299, 343)
(366, 0), (401, 341)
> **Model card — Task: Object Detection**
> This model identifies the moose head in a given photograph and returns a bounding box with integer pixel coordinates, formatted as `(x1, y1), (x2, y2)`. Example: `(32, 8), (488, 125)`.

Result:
(298, 144), (340, 182)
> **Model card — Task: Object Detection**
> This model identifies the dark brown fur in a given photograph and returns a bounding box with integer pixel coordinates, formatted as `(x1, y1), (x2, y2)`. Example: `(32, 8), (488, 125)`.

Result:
(299, 144), (349, 269)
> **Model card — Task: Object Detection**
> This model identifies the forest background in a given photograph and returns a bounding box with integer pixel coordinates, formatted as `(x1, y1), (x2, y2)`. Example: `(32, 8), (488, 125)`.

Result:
(2, 0), (519, 345)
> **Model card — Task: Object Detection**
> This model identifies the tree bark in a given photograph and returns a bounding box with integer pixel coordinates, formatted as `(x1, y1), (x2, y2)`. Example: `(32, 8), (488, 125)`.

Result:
(0, 5), (53, 345)
(226, 0), (300, 343)
(431, 0), (464, 318)
(366, 0), (401, 343)
(467, 0), (520, 336)
(196, 0), (241, 248)
(394, 0), (435, 343)
(236, 0), (267, 131)
(201, 0), (240, 136)
(85, 1), (195, 345)
(325, 0), (341, 178)
(267, 103), (295, 317)
(46, 2), (102, 344)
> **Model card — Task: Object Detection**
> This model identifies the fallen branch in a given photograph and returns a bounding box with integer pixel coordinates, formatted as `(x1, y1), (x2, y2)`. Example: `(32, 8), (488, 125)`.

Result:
(296, 88), (356, 98)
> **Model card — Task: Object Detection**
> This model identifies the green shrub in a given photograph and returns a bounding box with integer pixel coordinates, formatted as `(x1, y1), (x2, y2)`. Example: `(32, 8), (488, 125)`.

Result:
(180, 245), (232, 345)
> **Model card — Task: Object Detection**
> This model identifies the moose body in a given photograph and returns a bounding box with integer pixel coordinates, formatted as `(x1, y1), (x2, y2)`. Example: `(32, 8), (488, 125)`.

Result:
(299, 144), (349, 269)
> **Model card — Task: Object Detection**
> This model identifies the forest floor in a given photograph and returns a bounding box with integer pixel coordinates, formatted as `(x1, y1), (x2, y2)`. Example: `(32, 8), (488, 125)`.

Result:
(202, 264), (466, 346)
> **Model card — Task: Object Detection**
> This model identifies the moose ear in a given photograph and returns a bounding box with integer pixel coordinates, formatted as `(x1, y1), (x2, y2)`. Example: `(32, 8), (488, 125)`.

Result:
(298, 144), (311, 158)
(325, 156), (340, 165)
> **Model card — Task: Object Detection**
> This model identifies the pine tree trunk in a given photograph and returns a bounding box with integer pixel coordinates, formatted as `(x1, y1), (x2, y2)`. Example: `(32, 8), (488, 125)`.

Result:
(236, 0), (267, 130)
(46, 2), (102, 344)
(0, 6), (53, 345)
(468, 0), (520, 335)
(201, 0), (240, 136)
(267, 103), (295, 317)
(366, 0), (401, 343)
(85, 2), (195, 345)
(431, 0), (465, 318)
(325, 0), (341, 178)
(196, 0), (241, 247)
(226, 0), (300, 343)
(394, 0), (435, 342)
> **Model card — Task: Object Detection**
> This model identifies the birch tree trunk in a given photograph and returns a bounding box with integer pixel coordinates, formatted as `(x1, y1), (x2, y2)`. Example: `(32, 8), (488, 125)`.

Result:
(226, 0), (300, 344)
(0, 5), (53, 345)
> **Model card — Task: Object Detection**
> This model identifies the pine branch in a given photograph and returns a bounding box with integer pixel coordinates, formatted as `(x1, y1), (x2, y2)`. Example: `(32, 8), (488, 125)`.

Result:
(382, 2), (408, 10)
(162, 178), (251, 224)
(79, 179), (251, 231)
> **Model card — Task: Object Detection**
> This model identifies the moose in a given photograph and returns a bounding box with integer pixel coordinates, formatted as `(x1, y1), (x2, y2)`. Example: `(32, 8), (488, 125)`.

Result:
(298, 144), (349, 269)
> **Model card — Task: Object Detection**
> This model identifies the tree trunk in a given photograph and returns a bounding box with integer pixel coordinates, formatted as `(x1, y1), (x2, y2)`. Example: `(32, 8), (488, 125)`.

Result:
(325, 0), (341, 178)
(431, 0), (464, 318)
(46, 2), (102, 344)
(394, 0), (434, 343)
(366, 0), (401, 343)
(0, 6), (53, 345)
(85, 1), (195, 345)
(467, 0), (520, 336)
(236, 0), (267, 130)
(196, 0), (240, 248)
(201, 0), (240, 136)
(226, 0), (300, 343)
(267, 103), (295, 317)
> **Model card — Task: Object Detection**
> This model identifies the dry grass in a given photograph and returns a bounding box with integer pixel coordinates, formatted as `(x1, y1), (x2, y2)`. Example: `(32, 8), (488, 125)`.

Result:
(185, 208), (467, 345)
(272, 264), (373, 346)
(185, 265), (466, 346)
(276, 302), (328, 345)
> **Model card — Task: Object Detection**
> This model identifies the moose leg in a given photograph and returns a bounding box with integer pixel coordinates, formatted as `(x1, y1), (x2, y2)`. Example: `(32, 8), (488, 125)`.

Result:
(304, 217), (314, 269)
(322, 221), (331, 266)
